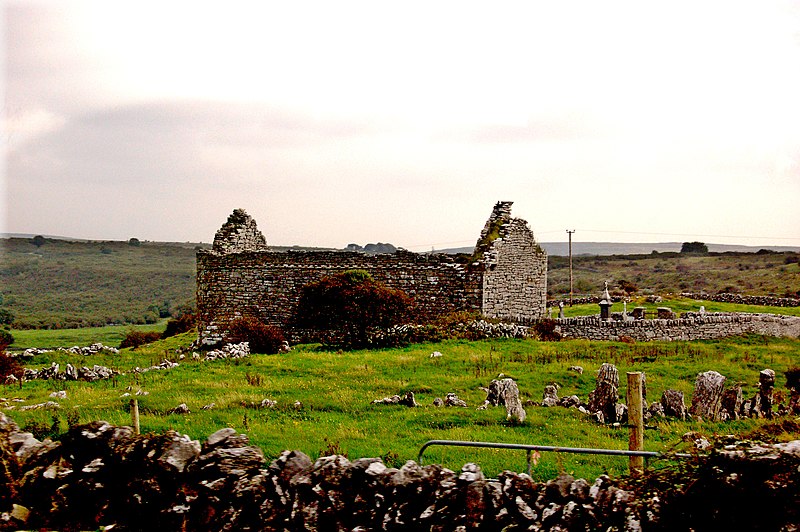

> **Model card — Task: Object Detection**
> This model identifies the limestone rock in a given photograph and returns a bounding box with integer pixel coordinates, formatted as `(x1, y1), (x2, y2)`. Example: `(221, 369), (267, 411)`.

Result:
(690, 371), (726, 421)
(588, 363), (619, 423)
(542, 383), (560, 407)
(445, 393), (468, 408)
(660, 389), (687, 420)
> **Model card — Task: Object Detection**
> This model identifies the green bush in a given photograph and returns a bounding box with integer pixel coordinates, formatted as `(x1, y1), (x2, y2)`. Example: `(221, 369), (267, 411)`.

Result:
(0, 329), (13, 349)
(0, 343), (23, 382)
(294, 270), (414, 349)
(0, 309), (14, 326)
(224, 317), (286, 354)
(162, 311), (196, 339)
(119, 330), (162, 349)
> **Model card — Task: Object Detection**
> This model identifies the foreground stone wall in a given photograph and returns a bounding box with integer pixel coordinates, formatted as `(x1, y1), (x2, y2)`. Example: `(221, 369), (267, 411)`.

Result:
(554, 312), (800, 342)
(2, 414), (798, 531)
(197, 203), (548, 345)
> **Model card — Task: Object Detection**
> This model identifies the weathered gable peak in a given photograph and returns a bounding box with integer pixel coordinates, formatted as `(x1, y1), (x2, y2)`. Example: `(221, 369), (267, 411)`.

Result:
(212, 209), (268, 253)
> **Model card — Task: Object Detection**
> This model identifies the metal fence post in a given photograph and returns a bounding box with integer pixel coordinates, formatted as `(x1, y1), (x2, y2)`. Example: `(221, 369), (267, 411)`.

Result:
(627, 372), (644, 476)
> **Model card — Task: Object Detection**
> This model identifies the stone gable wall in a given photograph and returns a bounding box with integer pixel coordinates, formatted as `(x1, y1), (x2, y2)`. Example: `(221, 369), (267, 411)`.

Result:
(211, 209), (267, 254)
(554, 313), (800, 342)
(482, 218), (548, 323)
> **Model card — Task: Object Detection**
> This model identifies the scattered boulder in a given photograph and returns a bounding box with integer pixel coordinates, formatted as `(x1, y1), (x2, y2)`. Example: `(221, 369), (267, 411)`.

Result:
(372, 392), (418, 407)
(541, 383), (560, 407)
(445, 393), (467, 407)
(478, 378), (526, 422)
(720, 384), (743, 420)
(168, 403), (190, 415)
(558, 395), (581, 408)
(750, 369), (776, 419)
(661, 389), (687, 420)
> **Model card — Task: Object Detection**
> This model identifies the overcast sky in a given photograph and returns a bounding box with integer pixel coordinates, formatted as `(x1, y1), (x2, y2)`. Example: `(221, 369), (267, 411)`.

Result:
(4, 1), (800, 250)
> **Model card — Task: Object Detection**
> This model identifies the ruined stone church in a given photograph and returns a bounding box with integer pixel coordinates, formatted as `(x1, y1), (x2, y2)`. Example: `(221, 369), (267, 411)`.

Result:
(196, 202), (547, 345)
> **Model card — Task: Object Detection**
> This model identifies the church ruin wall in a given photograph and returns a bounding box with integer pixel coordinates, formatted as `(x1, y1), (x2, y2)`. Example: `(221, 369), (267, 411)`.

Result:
(196, 203), (548, 345)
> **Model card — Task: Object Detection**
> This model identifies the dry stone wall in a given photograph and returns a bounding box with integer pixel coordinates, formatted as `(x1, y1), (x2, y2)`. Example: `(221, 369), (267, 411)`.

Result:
(3, 414), (799, 531)
(682, 292), (800, 308)
(554, 313), (800, 342)
(197, 202), (548, 345)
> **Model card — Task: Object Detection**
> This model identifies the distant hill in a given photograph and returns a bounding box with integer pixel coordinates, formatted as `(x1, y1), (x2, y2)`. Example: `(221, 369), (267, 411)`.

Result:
(434, 242), (800, 257)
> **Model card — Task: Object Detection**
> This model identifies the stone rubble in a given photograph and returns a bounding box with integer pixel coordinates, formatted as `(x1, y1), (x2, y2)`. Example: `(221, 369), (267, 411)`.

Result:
(17, 343), (120, 360)
(133, 359), (179, 374)
(22, 362), (118, 382)
(202, 342), (250, 361)
(372, 392), (418, 407)
(444, 393), (468, 408)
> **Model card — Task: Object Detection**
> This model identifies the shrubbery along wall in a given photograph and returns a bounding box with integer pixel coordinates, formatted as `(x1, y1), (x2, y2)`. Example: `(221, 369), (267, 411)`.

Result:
(196, 203), (548, 345)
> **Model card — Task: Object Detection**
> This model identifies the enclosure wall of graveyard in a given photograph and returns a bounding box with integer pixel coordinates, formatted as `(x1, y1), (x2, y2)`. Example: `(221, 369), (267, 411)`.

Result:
(554, 313), (800, 342)
(196, 203), (548, 344)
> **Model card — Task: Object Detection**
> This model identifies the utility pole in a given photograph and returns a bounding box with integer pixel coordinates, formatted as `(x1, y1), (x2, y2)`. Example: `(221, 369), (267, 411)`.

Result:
(567, 230), (575, 306)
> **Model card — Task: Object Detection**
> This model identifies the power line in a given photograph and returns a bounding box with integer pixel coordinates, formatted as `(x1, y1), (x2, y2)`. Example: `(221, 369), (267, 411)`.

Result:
(572, 229), (800, 242)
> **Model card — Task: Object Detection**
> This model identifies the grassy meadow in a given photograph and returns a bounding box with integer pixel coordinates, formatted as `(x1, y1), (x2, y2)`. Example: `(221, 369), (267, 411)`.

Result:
(4, 330), (799, 480)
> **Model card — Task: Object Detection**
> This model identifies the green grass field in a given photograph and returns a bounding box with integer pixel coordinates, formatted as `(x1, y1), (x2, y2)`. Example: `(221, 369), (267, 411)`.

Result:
(4, 330), (799, 481)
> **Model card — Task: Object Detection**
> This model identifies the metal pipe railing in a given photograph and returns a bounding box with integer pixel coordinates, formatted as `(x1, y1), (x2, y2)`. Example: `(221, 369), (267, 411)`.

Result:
(418, 439), (686, 477)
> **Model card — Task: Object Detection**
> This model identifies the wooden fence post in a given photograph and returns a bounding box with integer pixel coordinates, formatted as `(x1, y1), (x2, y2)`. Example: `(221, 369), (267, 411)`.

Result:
(130, 398), (140, 435)
(627, 372), (644, 476)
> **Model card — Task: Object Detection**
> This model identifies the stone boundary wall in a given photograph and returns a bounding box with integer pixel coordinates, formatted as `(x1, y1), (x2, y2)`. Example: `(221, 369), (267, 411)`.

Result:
(681, 292), (800, 307)
(196, 249), (482, 344)
(3, 414), (799, 530)
(554, 313), (800, 342)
